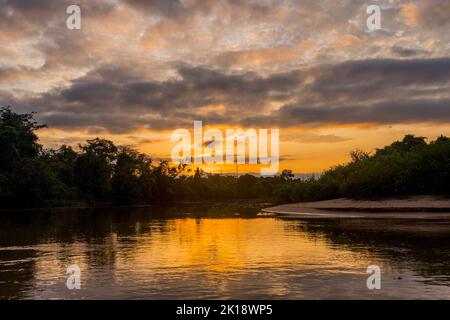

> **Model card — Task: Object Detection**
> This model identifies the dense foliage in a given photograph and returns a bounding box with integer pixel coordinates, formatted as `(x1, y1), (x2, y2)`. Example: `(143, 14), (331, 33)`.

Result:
(0, 107), (283, 208)
(276, 135), (450, 202)
(1, 107), (449, 208)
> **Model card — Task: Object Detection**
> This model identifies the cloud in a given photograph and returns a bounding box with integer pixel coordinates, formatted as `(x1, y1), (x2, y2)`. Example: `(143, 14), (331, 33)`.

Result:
(2, 56), (449, 133)
(401, 0), (450, 30)
(1, 0), (450, 138)
(390, 46), (427, 57)
(271, 98), (450, 126)
(282, 133), (351, 144)
(124, 0), (193, 18)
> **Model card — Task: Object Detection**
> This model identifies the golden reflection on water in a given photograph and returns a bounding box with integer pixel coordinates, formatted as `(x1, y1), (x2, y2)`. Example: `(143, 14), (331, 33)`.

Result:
(126, 218), (371, 273)
(2, 208), (450, 299)
(26, 218), (381, 299)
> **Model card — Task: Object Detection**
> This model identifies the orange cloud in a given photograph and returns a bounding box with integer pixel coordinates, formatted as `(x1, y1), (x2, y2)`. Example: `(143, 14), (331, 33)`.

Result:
(401, 3), (419, 27)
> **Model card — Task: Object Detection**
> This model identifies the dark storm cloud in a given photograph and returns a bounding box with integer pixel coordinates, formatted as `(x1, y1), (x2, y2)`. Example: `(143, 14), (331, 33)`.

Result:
(271, 98), (450, 126)
(313, 58), (450, 89)
(301, 58), (450, 105)
(390, 46), (427, 58)
(6, 57), (449, 133)
(124, 0), (188, 17)
(124, 0), (273, 19)
(26, 64), (306, 129)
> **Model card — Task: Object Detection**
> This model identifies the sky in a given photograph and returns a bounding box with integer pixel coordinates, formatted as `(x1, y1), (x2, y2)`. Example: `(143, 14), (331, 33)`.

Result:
(1, 0), (450, 173)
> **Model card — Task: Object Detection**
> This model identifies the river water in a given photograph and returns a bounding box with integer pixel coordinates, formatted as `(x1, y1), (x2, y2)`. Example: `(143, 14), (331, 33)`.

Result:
(1, 203), (450, 299)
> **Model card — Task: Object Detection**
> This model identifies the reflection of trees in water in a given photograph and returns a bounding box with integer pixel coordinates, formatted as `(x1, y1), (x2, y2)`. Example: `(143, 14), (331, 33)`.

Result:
(0, 202), (263, 245)
(283, 218), (450, 284)
(0, 208), (168, 245)
(0, 207), (169, 298)
(0, 203), (262, 298)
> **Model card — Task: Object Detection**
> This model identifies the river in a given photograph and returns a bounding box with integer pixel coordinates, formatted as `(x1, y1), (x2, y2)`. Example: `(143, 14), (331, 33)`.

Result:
(1, 203), (450, 299)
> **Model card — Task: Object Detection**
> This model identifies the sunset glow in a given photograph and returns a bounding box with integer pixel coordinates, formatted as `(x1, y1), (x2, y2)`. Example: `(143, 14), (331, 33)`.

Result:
(2, 0), (450, 173)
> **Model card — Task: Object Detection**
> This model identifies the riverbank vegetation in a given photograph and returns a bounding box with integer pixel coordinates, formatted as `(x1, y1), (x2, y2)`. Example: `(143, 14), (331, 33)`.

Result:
(276, 134), (450, 203)
(1, 107), (449, 209)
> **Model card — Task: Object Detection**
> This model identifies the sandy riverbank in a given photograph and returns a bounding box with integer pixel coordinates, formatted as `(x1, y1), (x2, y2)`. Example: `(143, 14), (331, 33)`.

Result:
(262, 196), (450, 219)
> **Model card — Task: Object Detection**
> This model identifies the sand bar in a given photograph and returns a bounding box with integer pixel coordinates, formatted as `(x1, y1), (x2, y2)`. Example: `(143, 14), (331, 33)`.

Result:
(262, 196), (450, 219)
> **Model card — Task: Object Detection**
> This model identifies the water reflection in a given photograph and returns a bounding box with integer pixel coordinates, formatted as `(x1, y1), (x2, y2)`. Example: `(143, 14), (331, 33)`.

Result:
(287, 218), (450, 286)
(1, 204), (450, 299)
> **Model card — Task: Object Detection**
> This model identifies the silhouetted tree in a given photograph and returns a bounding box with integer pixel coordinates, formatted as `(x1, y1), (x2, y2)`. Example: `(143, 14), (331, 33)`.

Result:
(111, 147), (154, 204)
(1, 107), (450, 208)
(74, 138), (118, 201)
(0, 107), (48, 207)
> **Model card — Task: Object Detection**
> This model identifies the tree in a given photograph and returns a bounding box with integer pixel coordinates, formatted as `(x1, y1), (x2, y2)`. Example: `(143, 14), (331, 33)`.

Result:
(48, 145), (78, 187)
(237, 174), (258, 198)
(74, 138), (118, 201)
(376, 134), (426, 156)
(280, 169), (295, 181)
(350, 149), (370, 163)
(111, 147), (154, 203)
(0, 107), (48, 207)
(0, 106), (45, 172)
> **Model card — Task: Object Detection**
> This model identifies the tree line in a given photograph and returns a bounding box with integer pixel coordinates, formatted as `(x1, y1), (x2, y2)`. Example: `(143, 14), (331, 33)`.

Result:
(275, 134), (450, 202)
(0, 107), (285, 208)
(1, 107), (449, 209)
